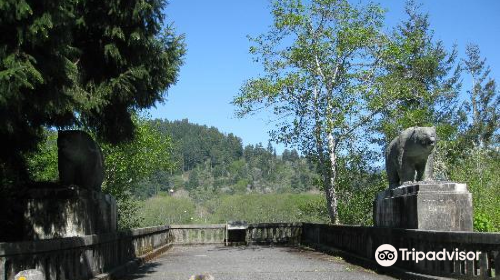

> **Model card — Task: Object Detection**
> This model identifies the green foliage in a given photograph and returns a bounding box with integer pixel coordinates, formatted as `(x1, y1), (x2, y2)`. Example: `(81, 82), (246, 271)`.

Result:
(375, 0), (461, 145)
(132, 119), (319, 202)
(133, 170), (175, 199)
(235, 0), (387, 151)
(233, 0), (499, 228)
(22, 115), (175, 229)
(297, 195), (330, 224)
(233, 179), (250, 194)
(137, 193), (329, 226)
(74, 0), (186, 143)
(206, 194), (330, 224)
(139, 194), (196, 226)
(116, 197), (143, 230)
(474, 213), (498, 233)
(152, 119), (243, 171)
(0, 0), (185, 186)
(0, 0), (74, 183)
(446, 45), (499, 233)
(449, 148), (500, 232)
(26, 130), (58, 182)
(180, 144), (318, 201)
(234, 0), (390, 224)
(336, 150), (387, 225)
(101, 115), (174, 229)
(461, 44), (499, 148)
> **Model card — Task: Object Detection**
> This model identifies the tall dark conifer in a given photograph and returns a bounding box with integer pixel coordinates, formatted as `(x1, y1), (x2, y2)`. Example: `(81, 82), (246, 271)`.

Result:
(0, 0), (185, 185)
(462, 44), (499, 148)
(377, 1), (461, 143)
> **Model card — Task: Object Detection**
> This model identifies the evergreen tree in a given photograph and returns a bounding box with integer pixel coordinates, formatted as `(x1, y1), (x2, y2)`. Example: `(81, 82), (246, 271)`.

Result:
(376, 0), (461, 144)
(289, 149), (299, 162)
(186, 169), (199, 191)
(1, 0), (76, 182)
(267, 141), (274, 154)
(0, 0), (185, 185)
(282, 149), (291, 162)
(462, 44), (499, 148)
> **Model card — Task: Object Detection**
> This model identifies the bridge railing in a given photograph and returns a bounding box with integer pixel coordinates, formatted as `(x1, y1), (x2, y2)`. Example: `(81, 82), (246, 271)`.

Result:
(170, 224), (226, 245)
(247, 223), (302, 245)
(2, 223), (499, 280)
(302, 223), (500, 279)
(169, 223), (302, 246)
(0, 225), (173, 280)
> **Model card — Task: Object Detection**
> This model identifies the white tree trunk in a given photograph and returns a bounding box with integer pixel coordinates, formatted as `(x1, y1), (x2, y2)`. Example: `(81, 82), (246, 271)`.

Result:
(325, 133), (339, 225)
(312, 87), (339, 225)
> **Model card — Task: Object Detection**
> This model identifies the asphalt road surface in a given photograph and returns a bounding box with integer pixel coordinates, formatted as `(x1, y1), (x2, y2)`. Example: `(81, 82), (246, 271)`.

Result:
(121, 245), (396, 280)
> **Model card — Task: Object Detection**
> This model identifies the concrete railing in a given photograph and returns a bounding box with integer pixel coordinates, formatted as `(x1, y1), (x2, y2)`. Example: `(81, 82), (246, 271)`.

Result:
(302, 223), (500, 279)
(247, 223), (302, 245)
(0, 225), (173, 280)
(0, 223), (301, 280)
(2, 222), (498, 280)
(170, 224), (226, 245)
(170, 223), (302, 246)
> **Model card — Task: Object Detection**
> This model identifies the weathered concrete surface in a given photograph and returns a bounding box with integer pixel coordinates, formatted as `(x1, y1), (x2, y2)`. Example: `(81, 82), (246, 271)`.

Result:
(23, 187), (117, 239)
(121, 245), (396, 280)
(373, 182), (473, 231)
(1, 225), (172, 280)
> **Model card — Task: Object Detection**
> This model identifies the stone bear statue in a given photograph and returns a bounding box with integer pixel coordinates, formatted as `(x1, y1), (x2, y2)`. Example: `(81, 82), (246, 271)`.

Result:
(385, 126), (436, 189)
(57, 130), (104, 192)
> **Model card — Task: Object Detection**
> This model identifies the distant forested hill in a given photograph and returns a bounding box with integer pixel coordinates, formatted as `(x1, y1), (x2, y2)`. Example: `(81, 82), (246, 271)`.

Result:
(134, 119), (319, 199)
(152, 119), (243, 171)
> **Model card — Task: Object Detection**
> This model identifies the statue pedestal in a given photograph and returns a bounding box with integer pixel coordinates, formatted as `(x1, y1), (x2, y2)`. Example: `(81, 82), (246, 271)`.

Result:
(22, 187), (117, 239)
(373, 182), (473, 231)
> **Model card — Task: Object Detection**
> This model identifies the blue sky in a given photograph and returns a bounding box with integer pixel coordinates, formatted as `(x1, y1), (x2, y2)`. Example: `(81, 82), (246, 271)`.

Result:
(148, 0), (500, 153)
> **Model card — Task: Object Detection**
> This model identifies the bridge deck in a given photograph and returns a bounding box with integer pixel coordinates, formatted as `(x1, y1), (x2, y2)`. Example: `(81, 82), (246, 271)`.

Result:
(121, 245), (396, 280)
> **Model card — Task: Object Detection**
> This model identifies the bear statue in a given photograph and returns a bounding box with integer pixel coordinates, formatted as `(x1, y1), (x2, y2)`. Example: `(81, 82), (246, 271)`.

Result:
(385, 126), (436, 189)
(57, 130), (104, 192)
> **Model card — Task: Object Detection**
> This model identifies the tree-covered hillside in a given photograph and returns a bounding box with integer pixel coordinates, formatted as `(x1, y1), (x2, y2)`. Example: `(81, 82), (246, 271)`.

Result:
(134, 119), (320, 200)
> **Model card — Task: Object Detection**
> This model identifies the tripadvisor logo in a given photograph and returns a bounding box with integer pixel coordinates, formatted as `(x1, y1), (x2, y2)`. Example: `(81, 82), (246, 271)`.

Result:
(375, 244), (481, 267)
(375, 244), (398, 267)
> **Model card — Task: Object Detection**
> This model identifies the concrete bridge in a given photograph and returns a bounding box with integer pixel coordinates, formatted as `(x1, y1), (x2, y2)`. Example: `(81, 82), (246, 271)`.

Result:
(122, 245), (393, 280)
(1, 223), (499, 280)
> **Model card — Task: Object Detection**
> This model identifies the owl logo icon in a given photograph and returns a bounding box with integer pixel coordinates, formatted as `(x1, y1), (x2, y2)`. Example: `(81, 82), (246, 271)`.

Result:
(375, 244), (398, 267)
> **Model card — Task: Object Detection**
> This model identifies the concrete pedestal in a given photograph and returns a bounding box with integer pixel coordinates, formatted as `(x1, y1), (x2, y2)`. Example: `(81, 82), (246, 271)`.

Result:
(22, 187), (117, 239)
(373, 182), (473, 231)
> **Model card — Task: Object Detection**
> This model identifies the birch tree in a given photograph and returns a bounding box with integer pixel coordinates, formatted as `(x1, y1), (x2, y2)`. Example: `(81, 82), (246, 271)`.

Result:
(233, 0), (389, 224)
